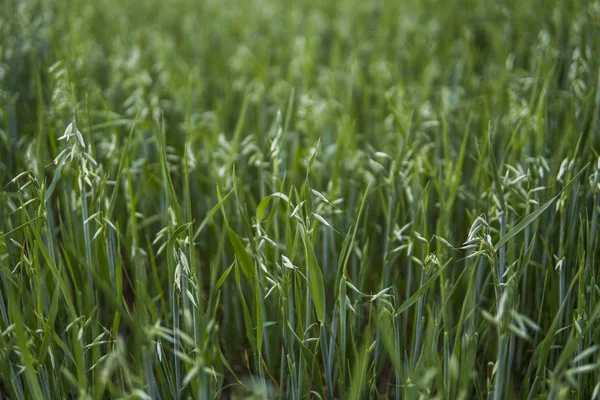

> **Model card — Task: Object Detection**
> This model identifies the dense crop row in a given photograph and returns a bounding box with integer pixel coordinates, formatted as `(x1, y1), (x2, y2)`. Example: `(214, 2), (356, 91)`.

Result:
(1, 0), (600, 398)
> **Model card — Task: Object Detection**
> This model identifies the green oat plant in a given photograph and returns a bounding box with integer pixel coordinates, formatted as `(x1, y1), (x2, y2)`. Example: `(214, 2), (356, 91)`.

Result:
(1, 0), (600, 398)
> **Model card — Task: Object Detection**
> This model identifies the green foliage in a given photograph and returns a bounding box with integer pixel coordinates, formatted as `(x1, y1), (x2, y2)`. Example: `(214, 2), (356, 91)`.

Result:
(1, 0), (600, 398)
